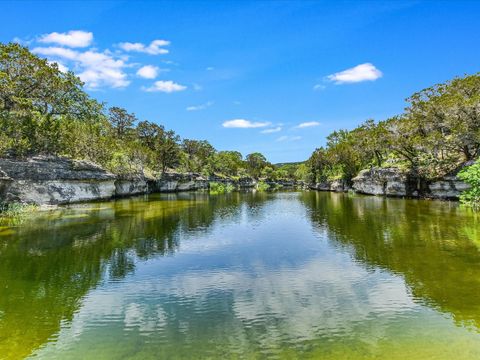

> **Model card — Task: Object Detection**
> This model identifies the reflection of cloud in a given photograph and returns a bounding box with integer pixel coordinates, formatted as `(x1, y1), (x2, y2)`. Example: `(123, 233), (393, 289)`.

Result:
(34, 254), (418, 356)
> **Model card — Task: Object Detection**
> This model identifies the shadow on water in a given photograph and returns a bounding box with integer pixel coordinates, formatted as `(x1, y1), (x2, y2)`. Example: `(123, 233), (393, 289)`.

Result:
(299, 191), (480, 330)
(0, 191), (271, 359)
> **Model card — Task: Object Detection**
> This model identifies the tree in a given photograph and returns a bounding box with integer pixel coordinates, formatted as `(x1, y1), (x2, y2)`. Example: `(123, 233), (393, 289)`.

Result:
(0, 42), (103, 156)
(212, 151), (243, 176)
(245, 152), (268, 179)
(181, 139), (216, 173)
(108, 107), (137, 139)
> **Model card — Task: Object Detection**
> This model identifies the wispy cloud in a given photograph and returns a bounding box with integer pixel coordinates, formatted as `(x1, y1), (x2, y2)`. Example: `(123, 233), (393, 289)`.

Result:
(136, 65), (159, 79)
(276, 135), (302, 142)
(142, 80), (187, 93)
(313, 84), (326, 91)
(206, 66), (214, 71)
(33, 46), (129, 88)
(118, 39), (170, 55)
(39, 30), (93, 48)
(327, 63), (382, 84)
(223, 119), (270, 128)
(186, 101), (214, 111)
(295, 121), (320, 129)
(261, 126), (282, 134)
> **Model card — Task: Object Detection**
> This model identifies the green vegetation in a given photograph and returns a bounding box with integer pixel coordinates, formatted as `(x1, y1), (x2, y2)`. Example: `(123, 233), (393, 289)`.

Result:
(306, 74), (480, 187)
(256, 181), (270, 191)
(0, 202), (37, 218)
(209, 182), (234, 195)
(0, 43), (283, 180)
(458, 161), (480, 209)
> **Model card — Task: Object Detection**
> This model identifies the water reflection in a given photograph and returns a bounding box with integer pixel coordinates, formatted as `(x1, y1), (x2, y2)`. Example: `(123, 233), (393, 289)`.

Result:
(0, 191), (479, 359)
(299, 191), (480, 329)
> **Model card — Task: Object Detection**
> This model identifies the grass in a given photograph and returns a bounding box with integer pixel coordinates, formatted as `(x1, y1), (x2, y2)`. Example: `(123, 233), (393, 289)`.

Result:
(0, 202), (38, 218)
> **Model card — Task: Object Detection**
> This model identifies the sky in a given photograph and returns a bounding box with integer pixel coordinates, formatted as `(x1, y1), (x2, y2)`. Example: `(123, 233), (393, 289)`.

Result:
(1, 0), (480, 163)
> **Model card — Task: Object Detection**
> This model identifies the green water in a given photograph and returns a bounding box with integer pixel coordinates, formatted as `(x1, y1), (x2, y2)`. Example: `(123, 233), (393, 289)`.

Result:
(0, 191), (479, 359)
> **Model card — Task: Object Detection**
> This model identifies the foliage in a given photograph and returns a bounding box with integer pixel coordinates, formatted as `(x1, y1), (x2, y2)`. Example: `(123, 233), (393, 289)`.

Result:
(458, 161), (480, 210)
(209, 181), (234, 195)
(307, 73), (480, 185)
(256, 181), (270, 191)
(0, 202), (37, 218)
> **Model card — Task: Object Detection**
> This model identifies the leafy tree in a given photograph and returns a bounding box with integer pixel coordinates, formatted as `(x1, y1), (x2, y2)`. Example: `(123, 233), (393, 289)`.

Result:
(108, 107), (137, 139)
(0, 42), (102, 156)
(246, 152), (269, 179)
(212, 151), (243, 176)
(181, 139), (215, 173)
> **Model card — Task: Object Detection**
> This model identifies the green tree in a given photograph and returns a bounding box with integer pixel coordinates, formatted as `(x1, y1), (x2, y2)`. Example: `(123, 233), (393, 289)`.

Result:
(245, 152), (268, 179)
(0, 42), (102, 156)
(181, 139), (216, 173)
(108, 107), (137, 139)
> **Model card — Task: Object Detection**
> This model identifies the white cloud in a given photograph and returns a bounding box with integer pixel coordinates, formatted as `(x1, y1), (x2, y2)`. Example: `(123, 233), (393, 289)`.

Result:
(118, 39), (170, 55)
(142, 80), (187, 93)
(33, 46), (77, 59)
(327, 63), (382, 84)
(296, 121), (320, 129)
(192, 83), (203, 91)
(137, 65), (159, 79)
(276, 135), (302, 142)
(33, 46), (130, 89)
(222, 119), (271, 129)
(186, 101), (214, 111)
(206, 67), (214, 71)
(313, 84), (326, 91)
(39, 30), (93, 48)
(261, 127), (282, 134)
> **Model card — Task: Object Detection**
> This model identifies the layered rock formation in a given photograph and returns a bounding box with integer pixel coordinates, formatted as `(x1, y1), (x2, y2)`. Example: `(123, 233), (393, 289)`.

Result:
(0, 157), (117, 205)
(352, 167), (469, 199)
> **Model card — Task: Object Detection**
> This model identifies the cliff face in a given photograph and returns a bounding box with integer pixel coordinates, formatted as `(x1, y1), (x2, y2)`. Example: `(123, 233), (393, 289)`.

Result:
(0, 157), (117, 205)
(352, 167), (470, 199)
(0, 157), (260, 205)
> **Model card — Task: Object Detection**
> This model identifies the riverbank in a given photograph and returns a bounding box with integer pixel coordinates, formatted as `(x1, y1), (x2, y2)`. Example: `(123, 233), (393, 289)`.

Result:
(0, 156), (299, 206)
(0, 156), (470, 207)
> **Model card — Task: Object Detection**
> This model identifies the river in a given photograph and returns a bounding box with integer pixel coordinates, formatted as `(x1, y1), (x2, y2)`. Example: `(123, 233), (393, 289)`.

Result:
(0, 191), (479, 359)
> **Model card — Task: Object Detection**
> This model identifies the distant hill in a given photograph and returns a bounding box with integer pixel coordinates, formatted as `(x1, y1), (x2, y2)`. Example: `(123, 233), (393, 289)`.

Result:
(274, 161), (305, 168)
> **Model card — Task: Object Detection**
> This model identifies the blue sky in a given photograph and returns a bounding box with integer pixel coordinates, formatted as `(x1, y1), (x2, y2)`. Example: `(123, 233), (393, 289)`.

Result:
(1, 1), (479, 163)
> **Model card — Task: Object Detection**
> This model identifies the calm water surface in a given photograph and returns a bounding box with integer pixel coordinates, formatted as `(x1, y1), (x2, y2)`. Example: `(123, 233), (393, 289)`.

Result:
(0, 191), (480, 359)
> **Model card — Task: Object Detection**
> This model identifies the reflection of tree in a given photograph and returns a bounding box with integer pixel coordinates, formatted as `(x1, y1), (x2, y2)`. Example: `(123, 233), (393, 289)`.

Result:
(300, 191), (480, 330)
(0, 192), (270, 359)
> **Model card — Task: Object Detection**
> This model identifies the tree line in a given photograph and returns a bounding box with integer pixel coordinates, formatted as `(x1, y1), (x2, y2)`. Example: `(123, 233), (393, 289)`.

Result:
(0, 43), (293, 180)
(305, 73), (480, 185)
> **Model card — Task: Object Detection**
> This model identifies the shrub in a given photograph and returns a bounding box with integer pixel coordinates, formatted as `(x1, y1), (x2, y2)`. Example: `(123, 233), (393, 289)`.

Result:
(256, 181), (270, 191)
(458, 161), (480, 210)
(209, 182), (234, 195)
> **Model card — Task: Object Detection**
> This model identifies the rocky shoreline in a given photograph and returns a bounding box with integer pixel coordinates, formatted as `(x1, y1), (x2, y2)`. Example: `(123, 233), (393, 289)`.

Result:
(0, 157), (470, 206)
(0, 156), (267, 205)
(309, 166), (470, 200)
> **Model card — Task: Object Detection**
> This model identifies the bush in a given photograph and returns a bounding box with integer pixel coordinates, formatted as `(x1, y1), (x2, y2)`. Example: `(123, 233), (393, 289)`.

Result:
(0, 202), (38, 217)
(256, 181), (270, 191)
(458, 161), (480, 210)
(209, 182), (234, 195)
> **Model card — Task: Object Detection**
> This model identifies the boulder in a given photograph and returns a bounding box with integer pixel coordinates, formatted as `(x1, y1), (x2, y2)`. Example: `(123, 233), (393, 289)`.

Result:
(353, 168), (408, 197)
